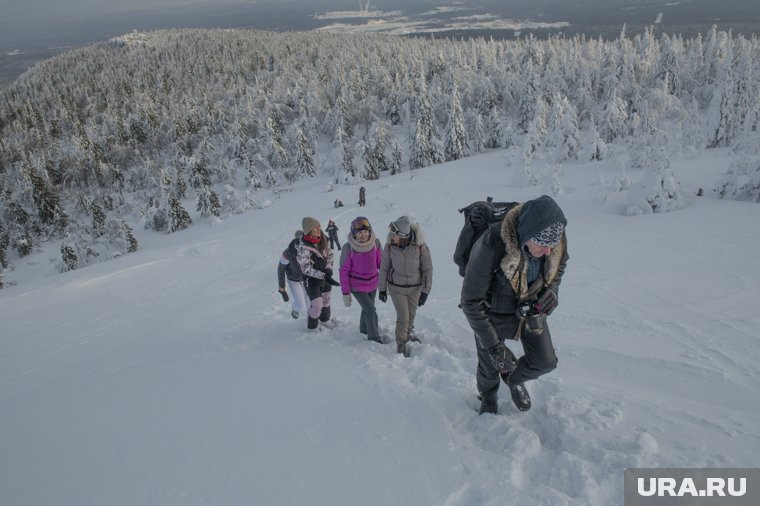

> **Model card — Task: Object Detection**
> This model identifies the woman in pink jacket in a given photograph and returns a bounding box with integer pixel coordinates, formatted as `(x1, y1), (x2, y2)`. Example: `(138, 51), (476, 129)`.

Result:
(339, 216), (383, 343)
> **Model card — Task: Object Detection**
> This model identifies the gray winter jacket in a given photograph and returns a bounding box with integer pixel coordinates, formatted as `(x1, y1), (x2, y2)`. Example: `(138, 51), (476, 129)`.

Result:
(460, 196), (568, 348)
(379, 225), (433, 295)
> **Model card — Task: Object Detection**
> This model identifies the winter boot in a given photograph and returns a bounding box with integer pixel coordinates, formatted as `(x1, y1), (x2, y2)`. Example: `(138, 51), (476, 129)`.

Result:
(504, 374), (531, 412)
(396, 340), (409, 358)
(319, 306), (331, 323)
(291, 310), (299, 319)
(307, 316), (320, 330)
(408, 329), (421, 343)
(477, 394), (498, 415)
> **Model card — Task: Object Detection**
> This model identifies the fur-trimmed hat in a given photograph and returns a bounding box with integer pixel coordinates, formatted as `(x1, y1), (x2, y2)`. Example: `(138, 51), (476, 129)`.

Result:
(302, 217), (321, 234)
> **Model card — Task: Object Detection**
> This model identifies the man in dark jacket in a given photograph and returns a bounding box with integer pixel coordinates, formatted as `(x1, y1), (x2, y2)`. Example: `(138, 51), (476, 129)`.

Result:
(460, 195), (568, 414)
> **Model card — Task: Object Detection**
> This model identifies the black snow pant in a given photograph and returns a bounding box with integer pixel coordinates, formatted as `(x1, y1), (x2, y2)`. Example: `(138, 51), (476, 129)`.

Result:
(304, 276), (333, 321)
(475, 316), (558, 402)
(329, 232), (341, 250)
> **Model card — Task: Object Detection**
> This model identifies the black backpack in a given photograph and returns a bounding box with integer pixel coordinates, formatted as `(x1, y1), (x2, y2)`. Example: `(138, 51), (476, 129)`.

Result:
(453, 200), (517, 277)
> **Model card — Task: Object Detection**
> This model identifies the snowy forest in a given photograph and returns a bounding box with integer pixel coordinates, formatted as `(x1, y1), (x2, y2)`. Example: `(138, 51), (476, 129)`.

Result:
(1, 26), (759, 282)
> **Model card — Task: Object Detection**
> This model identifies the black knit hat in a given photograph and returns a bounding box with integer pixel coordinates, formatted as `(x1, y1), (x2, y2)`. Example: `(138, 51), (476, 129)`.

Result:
(517, 195), (567, 249)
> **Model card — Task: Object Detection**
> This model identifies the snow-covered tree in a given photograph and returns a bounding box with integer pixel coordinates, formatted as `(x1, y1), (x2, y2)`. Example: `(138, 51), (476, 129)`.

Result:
(294, 125), (317, 178)
(444, 82), (468, 162)
(715, 157), (760, 202)
(626, 129), (685, 214)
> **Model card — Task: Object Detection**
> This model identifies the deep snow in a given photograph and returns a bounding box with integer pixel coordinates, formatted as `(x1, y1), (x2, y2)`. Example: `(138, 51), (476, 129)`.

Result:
(1, 148), (759, 505)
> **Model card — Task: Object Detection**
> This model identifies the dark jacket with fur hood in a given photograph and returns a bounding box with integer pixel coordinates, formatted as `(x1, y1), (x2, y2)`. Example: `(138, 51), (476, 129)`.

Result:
(460, 196), (568, 349)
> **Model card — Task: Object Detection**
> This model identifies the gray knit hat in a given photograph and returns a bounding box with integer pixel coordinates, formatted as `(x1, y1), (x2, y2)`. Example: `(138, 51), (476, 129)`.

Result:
(389, 216), (411, 238)
(302, 217), (321, 234)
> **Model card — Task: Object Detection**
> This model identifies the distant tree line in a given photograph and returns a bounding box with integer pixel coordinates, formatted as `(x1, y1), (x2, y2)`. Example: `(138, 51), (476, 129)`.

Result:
(0, 26), (758, 281)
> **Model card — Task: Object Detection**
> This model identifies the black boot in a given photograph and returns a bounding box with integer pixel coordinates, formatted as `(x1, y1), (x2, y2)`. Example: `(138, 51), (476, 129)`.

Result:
(503, 374), (531, 412)
(477, 394), (498, 415)
(319, 306), (331, 322)
(307, 316), (319, 330)
(396, 341), (409, 357)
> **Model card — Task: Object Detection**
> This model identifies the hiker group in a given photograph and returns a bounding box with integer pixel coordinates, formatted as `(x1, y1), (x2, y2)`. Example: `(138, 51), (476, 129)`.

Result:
(277, 194), (568, 414)
(278, 213), (432, 357)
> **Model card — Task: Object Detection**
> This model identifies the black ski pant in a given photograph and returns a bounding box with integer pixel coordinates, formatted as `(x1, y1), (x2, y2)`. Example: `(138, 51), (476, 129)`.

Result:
(475, 316), (558, 402)
(304, 277), (332, 321)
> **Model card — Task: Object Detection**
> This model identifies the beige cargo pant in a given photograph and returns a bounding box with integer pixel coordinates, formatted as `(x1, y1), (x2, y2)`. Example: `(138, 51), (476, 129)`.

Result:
(389, 288), (421, 345)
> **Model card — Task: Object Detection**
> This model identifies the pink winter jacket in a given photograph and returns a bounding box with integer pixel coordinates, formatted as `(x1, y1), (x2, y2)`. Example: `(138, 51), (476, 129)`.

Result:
(339, 239), (382, 294)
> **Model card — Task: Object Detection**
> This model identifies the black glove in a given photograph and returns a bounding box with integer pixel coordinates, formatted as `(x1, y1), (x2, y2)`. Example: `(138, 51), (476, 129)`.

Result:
(537, 287), (558, 315)
(417, 292), (428, 307)
(312, 256), (327, 272)
(378, 290), (387, 303)
(487, 342), (516, 375)
(279, 289), (289, 302)
(326, 275), (340, 287)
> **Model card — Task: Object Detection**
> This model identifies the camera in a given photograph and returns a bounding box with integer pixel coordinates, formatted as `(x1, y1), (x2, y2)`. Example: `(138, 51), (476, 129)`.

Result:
(517, 301), (544, 334)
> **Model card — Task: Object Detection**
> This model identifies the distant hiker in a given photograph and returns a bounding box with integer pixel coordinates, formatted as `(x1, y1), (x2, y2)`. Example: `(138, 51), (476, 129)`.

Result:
(460, 195), (568, 414)
(378, 216), (433, 357)
(277, 230), (308, 319)
(334, 199), (344, 208)
(297, 217), (340, 330)
(326, 219), (341, 250)
(358, 186), (366, 207)
(339, 216), (383, 343)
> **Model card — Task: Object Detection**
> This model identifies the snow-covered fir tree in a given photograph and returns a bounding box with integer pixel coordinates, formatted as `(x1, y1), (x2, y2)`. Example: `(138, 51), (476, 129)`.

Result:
(444, 81), (468, 162)
(0, 27), (759, 282)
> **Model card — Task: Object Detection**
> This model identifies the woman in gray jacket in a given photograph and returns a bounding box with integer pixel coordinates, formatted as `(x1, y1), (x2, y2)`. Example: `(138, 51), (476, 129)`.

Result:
(378, 216), (433, 357)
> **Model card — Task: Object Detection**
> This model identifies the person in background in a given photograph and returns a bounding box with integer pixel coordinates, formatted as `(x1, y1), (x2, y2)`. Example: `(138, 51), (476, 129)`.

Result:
(358, 186), (366, 207)
(378, 216), (433, 357)
(339, 216), (383, 343)
(460, 195), (568, 415)
(297, 217), (340, 330)
(277, 230), (308, 319)
(326, 219), (341, 250)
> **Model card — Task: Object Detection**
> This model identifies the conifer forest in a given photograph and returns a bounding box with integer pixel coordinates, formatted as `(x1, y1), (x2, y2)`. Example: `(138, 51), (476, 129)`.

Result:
(1, 27), (759, 278)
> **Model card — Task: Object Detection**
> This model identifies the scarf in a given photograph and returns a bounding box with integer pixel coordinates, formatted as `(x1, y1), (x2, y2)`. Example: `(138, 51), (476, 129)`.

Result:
(347, 230), (377, 253)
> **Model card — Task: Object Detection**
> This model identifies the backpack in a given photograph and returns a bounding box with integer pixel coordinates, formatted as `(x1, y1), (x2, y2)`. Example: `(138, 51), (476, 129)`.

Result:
(453, 200), (517, 277)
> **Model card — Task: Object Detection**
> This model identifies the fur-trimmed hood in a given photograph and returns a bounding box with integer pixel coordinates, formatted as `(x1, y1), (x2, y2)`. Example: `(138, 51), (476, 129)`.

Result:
(499, 201), (567, 301)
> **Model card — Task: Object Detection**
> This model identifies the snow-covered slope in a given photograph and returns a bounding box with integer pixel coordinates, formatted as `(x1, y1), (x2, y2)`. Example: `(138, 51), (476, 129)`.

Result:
(1, 149), (759, 505)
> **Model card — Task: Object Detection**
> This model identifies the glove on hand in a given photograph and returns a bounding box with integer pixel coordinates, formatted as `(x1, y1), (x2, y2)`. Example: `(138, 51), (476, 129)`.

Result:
(537, 287), (558, 315)
(378, 290), (387, 303)
(487, 342), (516, 375)
(343, 294), (352, 307)
(417, 292), (428, 307)
(326, 275), (340, 287)
(279, 289), (289, 302)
